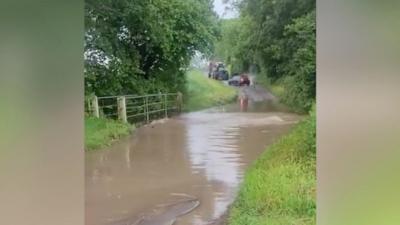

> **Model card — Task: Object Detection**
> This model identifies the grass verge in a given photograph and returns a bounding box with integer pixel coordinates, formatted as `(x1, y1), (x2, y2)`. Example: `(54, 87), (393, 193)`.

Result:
(185, 69), (237, 111)
(256, 75), (285, 98)
(228, 107), (316, 225)
(85, 117), (133, 150)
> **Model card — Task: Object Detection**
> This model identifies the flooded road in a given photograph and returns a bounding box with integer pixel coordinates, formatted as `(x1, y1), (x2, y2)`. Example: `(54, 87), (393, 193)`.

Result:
(86, 87), (301, 225)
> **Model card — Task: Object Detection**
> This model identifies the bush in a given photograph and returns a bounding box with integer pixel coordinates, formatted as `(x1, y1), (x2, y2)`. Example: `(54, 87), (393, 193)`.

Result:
(85, 0), (219, 96)
(213, 2), (315, 113)
(85, 117), (133, 150)
(280, 73), (315, 113)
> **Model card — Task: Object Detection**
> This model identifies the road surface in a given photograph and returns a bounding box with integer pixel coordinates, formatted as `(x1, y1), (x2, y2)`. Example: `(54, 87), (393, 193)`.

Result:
(85, 86), (299, 225)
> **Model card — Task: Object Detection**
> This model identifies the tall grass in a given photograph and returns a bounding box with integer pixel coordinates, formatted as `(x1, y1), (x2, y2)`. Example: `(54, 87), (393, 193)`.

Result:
(228, 108), (316, 225)
(256, 75), (315, 113)
(85, 117), (133, 150)
(255, 75), (285, 98)
(185, 70), (237, 111)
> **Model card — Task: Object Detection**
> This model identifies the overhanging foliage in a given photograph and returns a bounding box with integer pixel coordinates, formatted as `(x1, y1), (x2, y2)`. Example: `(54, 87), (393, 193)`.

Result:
(85, 0), (219, 96)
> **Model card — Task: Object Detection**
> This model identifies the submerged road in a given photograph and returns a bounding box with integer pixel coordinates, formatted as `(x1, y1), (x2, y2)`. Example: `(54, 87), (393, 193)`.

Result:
(85, 86), (300, 225)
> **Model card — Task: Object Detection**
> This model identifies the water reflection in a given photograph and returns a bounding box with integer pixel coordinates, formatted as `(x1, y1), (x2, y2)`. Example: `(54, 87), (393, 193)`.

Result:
(238, 93), (249, 112)
(185, 114), (242, 223)
(86, 104), (300, 225)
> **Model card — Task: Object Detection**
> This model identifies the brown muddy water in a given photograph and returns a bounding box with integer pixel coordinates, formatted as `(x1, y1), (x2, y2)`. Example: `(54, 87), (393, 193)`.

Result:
(86, 98), (301, 225)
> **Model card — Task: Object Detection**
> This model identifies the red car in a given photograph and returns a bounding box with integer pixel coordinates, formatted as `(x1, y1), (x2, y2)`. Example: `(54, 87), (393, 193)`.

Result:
(239, 74), (250, 86)
(228, 74), (251, 86)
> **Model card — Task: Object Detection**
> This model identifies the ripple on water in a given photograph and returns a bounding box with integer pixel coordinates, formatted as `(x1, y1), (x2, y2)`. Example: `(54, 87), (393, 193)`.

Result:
(85, 108), (301, 225)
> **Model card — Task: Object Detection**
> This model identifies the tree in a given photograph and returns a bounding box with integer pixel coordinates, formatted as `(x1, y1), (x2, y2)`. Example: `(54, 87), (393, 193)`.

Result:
(280, 10), (316, 112)
(213, 0), (315, 112)
(84, 0), (219, 96)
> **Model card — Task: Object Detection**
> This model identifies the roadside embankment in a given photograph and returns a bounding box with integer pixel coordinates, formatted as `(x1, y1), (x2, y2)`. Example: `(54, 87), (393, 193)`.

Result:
(256, 76), (285, 100)
(256, 75), (314, 113)
(227, 107), (316, 225)
(185, 70), (237, 111)
(85, 117), (134, 150)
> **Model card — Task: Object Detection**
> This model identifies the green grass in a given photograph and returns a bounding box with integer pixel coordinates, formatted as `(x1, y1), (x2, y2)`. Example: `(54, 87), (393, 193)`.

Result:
(85, 117), (133, 150)
(255, 75), (314, 113)
(185, 69), (237, 111)
(228, 108), (316, 225)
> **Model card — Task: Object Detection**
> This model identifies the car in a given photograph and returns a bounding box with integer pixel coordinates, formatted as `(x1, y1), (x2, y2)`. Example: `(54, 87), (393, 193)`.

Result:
(228, 74), (250, 86)
(228, 75), (241, 86)
(239, 74), (250, 86)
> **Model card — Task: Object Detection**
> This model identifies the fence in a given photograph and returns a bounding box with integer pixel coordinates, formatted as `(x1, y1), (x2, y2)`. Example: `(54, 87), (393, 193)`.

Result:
(87, 92), (183, 124)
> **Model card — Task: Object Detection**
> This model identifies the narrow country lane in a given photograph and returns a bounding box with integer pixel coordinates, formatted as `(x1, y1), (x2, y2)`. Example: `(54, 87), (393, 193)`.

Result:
(85, 87), (301, 225)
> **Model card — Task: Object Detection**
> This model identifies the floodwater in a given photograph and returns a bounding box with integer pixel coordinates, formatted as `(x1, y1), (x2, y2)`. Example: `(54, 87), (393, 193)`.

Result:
(86, 88), (301, 225)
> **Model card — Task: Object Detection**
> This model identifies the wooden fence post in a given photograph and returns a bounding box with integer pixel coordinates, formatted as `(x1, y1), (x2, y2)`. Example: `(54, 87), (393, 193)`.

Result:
(92, 96), (100, 118)
(145, 96), (149, 123)
(117, 96), (127, 123)
(176, 92), (183, 113)
(164, 94), (168, 118)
